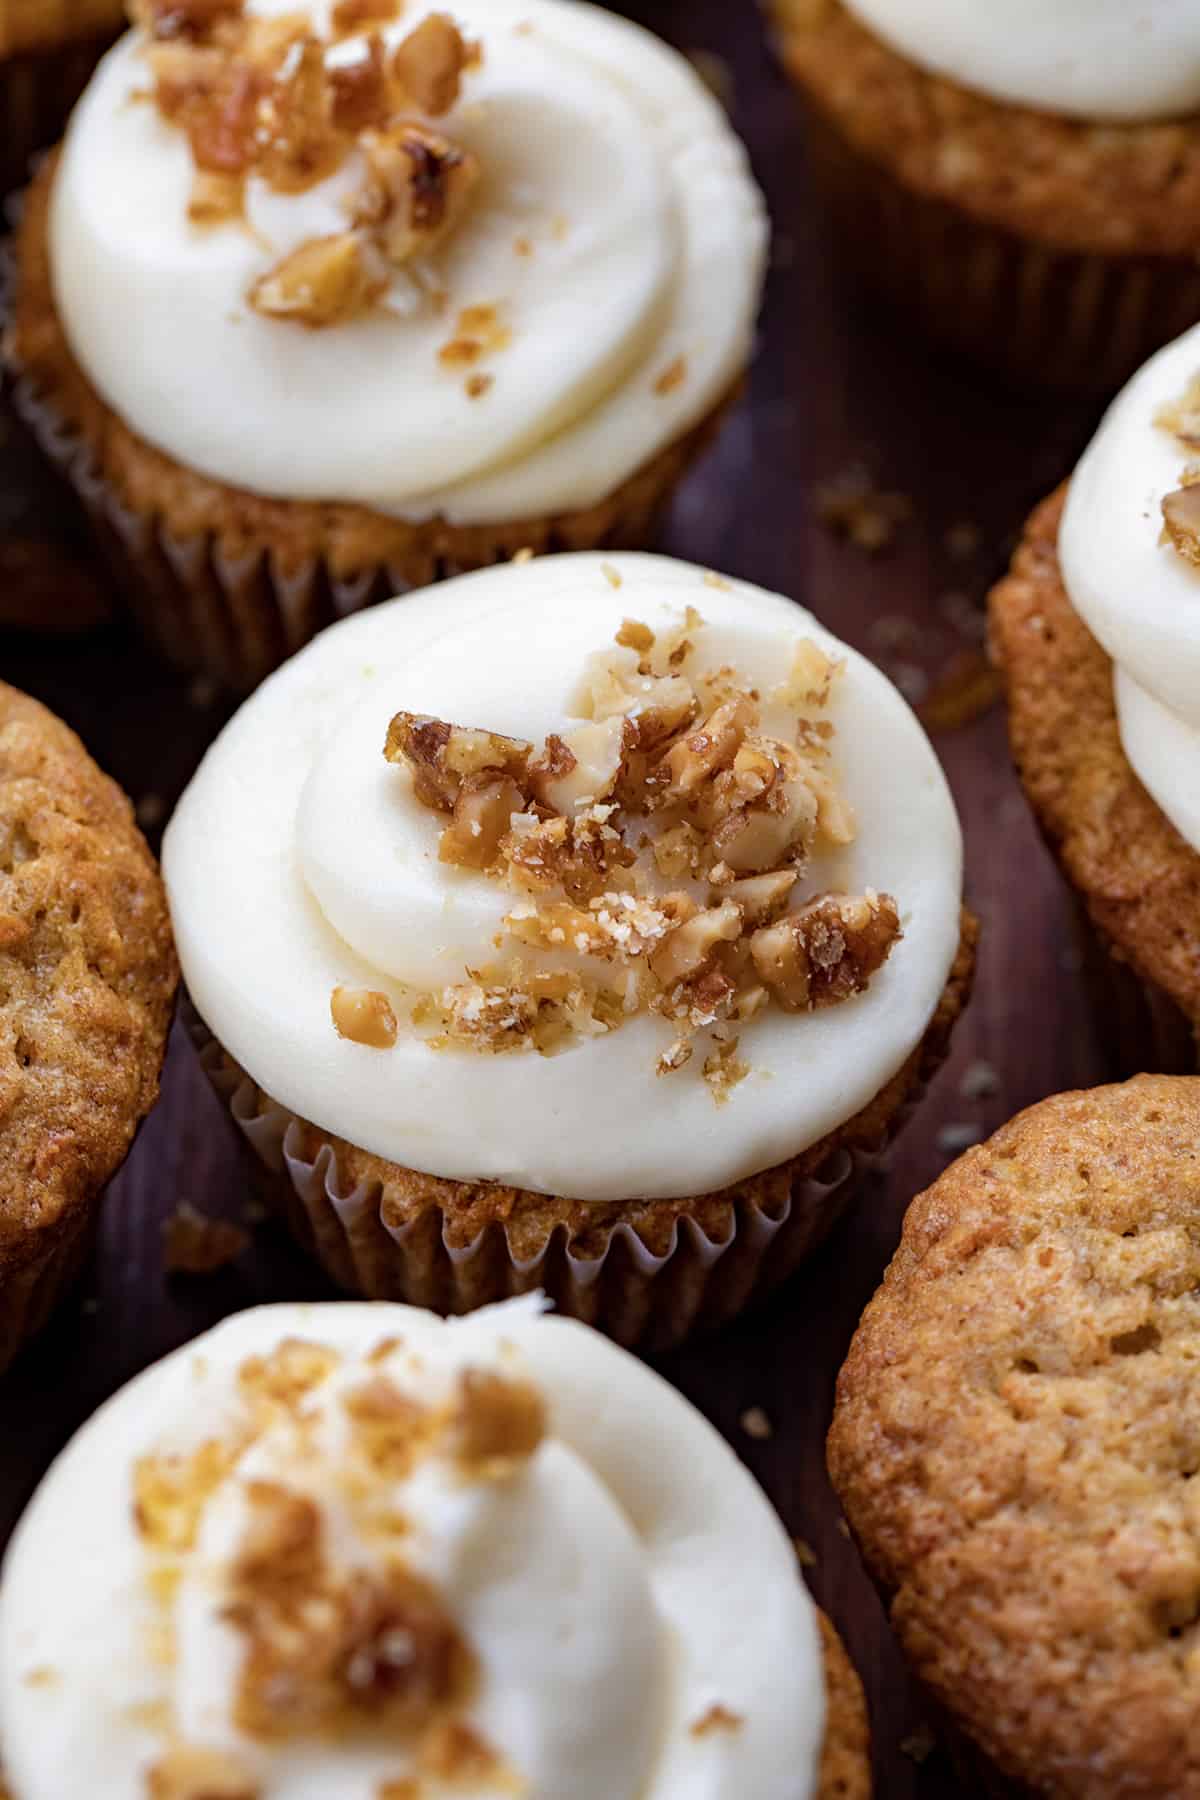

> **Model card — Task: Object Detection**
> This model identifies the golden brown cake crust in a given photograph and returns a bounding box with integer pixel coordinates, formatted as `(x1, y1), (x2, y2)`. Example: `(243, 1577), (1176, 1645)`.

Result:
(817, 1610), (872, 1799)
(265, 911), (978, 1262)
(769, 0), (1200, 256)
(0, 683), (177, 1273)
(829, 1074), (1200, 1799)
(988, 486), (1200, 1029)
(7, 156), (736, 586)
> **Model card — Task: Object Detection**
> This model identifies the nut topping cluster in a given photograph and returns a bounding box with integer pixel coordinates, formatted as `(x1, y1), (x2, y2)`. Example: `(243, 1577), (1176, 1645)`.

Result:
(1156, 372), (1200, 566)
(363, 605), (902, 1095)
(135, 1339), (542, 1796)
(133, 0), (483, 328)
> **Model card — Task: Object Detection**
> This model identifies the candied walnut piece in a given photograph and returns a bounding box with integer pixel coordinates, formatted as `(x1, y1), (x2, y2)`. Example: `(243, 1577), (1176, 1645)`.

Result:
(135, 0), (244, 42)
(723, 869), (798, 928)
(1157, 372), (1200, 449)
(163, 1203), (250, 1275)
(385, 712), (532, 811)
(502, 812), (633, 904)
(702, 1035), (749, 1104)
(355, 124), (480, 265)
(690, 1704), (744, 1737)
(256, 36), (343, 193)
(238, 1339), (340, 1412)
(616, 618), (654, 655)
(146, 1745), (260, 1800)
(439, 774), (526, 871)
(235, 1481), (323, 1592)
(391, 13), (472, 116)
(709, 762), (819, 875)
(330, 0), (399, 36)
(1162, 482), (1200, 568)
(453, 1368), (546, 1477)
(528, 718), (629, 815)
(649, 900), (741, 987)
(344, 1376), (431, 1477)
(750, 892), (901, 1012)
(250, 233), (386, 329)
(329, 33), (390, 133)
(331, 986), (399, 1049)
(185, 62), (264, 176)
(420, 1721), (506, 1784)
(134, 1441), (235, 1553)
(188, 168), (245, 225)
(775, 637), (842, 709)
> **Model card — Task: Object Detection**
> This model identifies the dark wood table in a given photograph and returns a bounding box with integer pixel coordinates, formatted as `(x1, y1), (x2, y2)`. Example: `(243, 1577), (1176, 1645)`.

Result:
(0, 5), (1152, 1794)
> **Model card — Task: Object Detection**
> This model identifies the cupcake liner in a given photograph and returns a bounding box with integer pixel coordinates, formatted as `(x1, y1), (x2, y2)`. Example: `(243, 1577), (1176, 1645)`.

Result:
(7, 354), (730, 691)
(1067, 897), (1200, 1077)
(0, 1205), (94, 1376)
(191, 1027), (878, 1353)
(801, 103), (1200, 391)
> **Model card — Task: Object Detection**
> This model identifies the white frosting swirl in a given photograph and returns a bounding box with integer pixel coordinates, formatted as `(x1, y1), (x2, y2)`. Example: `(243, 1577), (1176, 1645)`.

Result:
(0, 1297), (824, 1798)
(1060, 322), (1200, 853)
(47, 0), (766, 524)
(843, 0), (1200, 122)
(162, 552), (963, 1202)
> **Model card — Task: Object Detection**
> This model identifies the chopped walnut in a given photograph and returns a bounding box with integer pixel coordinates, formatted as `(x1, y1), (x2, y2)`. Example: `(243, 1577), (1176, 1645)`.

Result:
(330, 0), (399, 37)
(344, 1377), (432, 1477)
(1162, 481), (1200, 567)
(328, 34), (390, 133)
(703, 1035), (749, 1104)
(654, 355), (687, 396)
(528, 718), (629, 814)
(239, 1339), (341, 1413)
(133, 0), (243, 42)
(502, 811), (634, 904)
(1157, 372), (1200, 449)
(133, 1441), (236, 1553)
(355, 123), (480, 265)
(256, 36), (344, 192)
(162, 1203), (250, 1275)
(331, 985), (399, 1048)
(723, 869), (798, 927)
(453, 1369), (546, 1477)
(616, 617), (653, 654)
(250, 233), (386, 329)
(649, 900), (741, 987)
(661, 695), (756, 797)
(439, 303), (512, 369)
(439, 774), (527, 871)
(385, 712), (532, 811)
(391, 12), (472, 115)
(420, 1721), (507, 1785)
(146, 1746), (260, 1800)
(690, 1703), (745, 1737)
(774, 638), (842, 710)
(750, 892), (901, 1012)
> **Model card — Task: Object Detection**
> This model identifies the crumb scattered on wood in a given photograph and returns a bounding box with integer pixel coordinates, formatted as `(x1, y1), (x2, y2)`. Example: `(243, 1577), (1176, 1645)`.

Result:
(836, 1516), (851, 1539)
(814, 467), (912, 555)
(793, 1536), (818, 1568)
(136, 793), (166, 831)
(163, 1204), (250, 1276)
(937, 1122), (983, 1156)
(959, 1059), (999, 1102)
(917, 649), (1000, 734)
(901, 1725), (937, 1765)
(943, 521), (980, 561)
(740, 1406), (773, 1441)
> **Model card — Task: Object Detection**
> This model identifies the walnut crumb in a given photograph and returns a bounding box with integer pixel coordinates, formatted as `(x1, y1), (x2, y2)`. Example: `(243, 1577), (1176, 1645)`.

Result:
(750, 892), (901, 1012)
(793, 1537), (817, 1568)
(740, 1406), (772, 1440)
(654, 355), (687, 395)
(815, 466), (912, 554)
(453, 1368), (545, 1477)
(146, 1746), (259, 1799)
(250, 233), (385, 329)
(331, 985), (399, 1048)
(163, 1203), (250, 1276)
(900, 1725), (937, 1765)
(601, 562), (623, 589)
(391, 11), (473, 115)
(465, 372), (493, 398)
(690, 1704), (744, 1737)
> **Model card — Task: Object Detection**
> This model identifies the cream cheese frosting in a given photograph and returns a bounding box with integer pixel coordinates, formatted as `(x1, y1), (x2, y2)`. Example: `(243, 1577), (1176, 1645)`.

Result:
(1060, 323), (1200, 855)
(162, 552), (963, 1203)
(47, 0), (766, 525)
(0, 1297), (824, 1798)
(842, 0), (1200, 122)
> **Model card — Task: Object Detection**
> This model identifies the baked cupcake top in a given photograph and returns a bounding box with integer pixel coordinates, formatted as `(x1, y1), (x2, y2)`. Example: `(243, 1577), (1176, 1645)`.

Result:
(162, 553), (963, 1201)
(1060, 323), (1200, 853)
(46, 0), (766, 525)
(835, 0), (1200, 120)
(0, 682), (177, 1267)
(0, 1295), (824, 1798)
(829, 1075), (1200, 1798)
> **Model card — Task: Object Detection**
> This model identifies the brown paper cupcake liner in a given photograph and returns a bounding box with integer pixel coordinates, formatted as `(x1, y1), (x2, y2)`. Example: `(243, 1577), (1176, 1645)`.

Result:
(190, 1029), (906, 1353)
(1065, 896), (1200, 1077)
(801, 103), (1200, 392)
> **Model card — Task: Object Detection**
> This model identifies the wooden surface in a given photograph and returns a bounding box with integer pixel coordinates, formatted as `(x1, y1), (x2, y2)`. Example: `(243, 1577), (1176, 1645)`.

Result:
(0, 6), (1161, 1794)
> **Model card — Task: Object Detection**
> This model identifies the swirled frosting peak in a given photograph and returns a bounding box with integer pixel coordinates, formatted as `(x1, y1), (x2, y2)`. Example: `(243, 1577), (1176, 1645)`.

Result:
(1060, 323), (1200, 853)
(0, 1299), (824, 1798)
(162, 553), (964, 1202)
(48, 0), (767, 523)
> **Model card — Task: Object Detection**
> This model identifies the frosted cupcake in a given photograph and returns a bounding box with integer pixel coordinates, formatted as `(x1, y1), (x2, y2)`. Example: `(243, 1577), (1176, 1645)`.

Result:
(0, 1297), (871, 1797)
(163, 552), (974, 1349)
(4, 0), (767, 688)
(768, 0), (1200, 388)
(990, 322), (1200, 1056)
(0, 0), (122, 191)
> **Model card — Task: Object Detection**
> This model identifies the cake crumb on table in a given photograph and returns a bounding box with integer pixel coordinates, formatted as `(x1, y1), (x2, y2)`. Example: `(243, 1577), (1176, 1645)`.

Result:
(740, 1405), (773, 1440)
(162, 1204), (251, 1277)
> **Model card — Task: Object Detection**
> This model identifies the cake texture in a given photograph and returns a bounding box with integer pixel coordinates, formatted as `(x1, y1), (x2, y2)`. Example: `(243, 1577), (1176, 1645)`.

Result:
(768, 0), (1200, 387)
(830, 1074), (1200, 1798)
(0, 682), (177, 1368)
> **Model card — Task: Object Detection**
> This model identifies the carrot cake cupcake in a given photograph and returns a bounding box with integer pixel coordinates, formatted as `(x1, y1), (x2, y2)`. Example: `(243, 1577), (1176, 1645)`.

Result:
(0, 682), (176, 1372)
(0, 1295), (872, 1796)
(162, 551), (974, 1349)
(4, 0), (768, 689)
(990, 322), (1200, 1051)
(830, 1074), (1200, 1798)
(0, 0), (122, 191)
(767, 0), (1200, 388)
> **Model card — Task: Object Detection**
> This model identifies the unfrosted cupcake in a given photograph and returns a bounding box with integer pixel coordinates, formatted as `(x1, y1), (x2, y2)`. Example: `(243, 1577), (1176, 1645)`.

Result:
(5, 0), (767, 689)
(830, 1074), (1200, 1798)
(990, 321), (1200, 1057)
(163, 551), (974, 1349)
(0, 1295), (871, 1798)
(0, 682), (177, 1371)
(767, 0), (1200, 388)
(0, 0), (122, 191)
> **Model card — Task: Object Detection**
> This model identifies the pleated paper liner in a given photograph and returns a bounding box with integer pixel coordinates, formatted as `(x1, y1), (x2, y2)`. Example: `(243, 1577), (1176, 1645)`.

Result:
(801, 101), (1200, 392)
(1067, 895), (1200, 1078)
